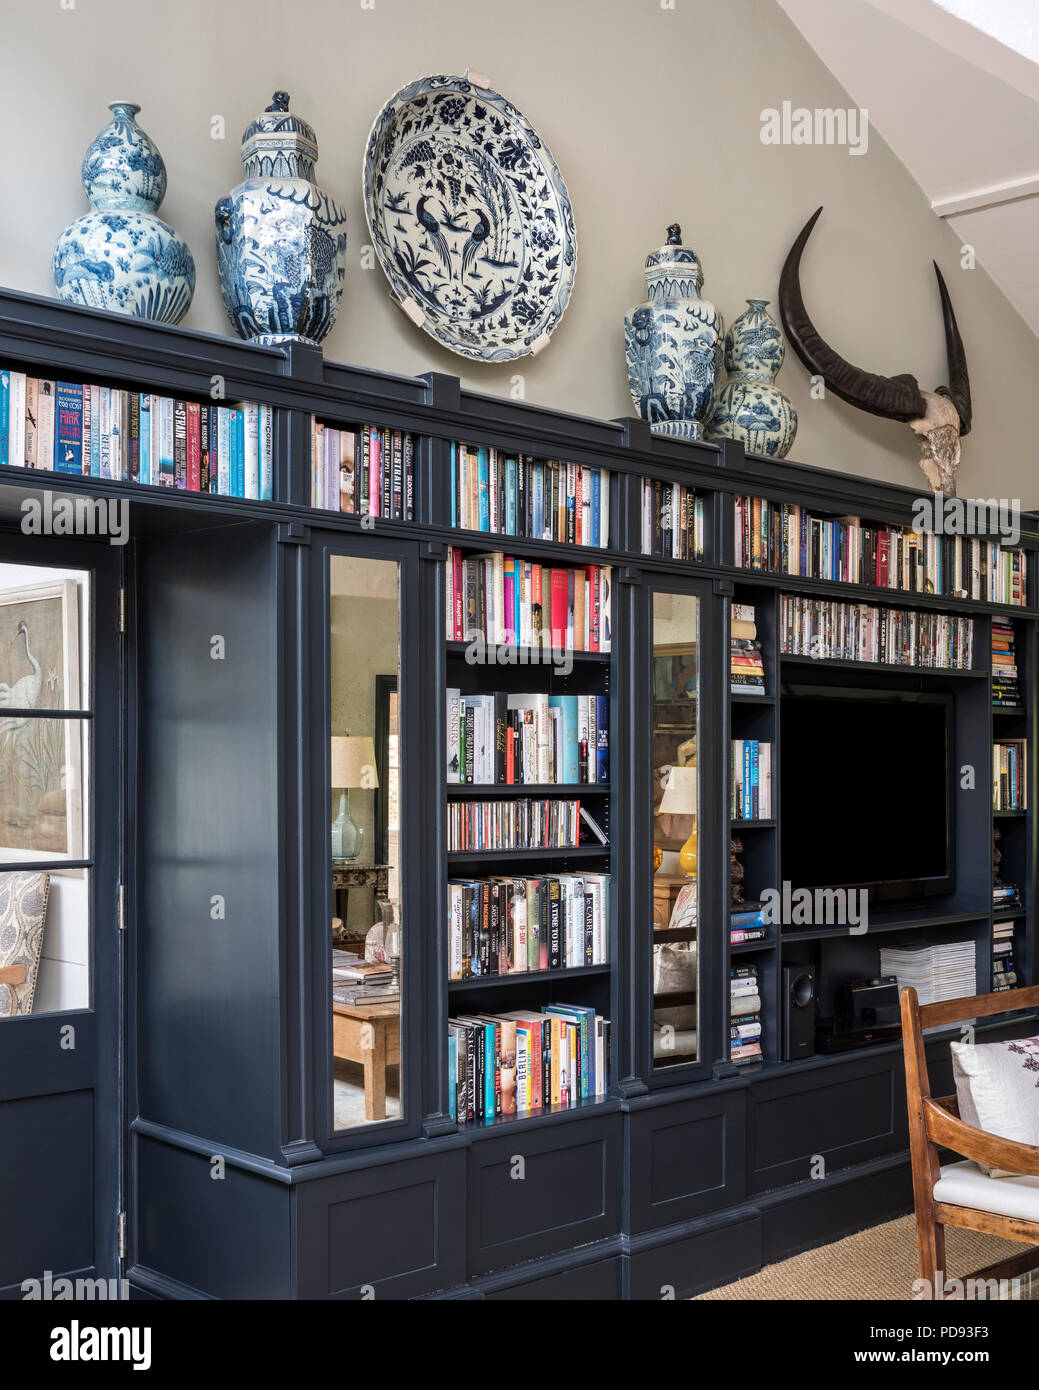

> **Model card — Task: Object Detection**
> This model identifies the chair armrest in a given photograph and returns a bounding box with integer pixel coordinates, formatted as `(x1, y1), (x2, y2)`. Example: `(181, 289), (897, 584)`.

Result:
(924, 1097), (1039, 1177)
(0, 963), (27, 987)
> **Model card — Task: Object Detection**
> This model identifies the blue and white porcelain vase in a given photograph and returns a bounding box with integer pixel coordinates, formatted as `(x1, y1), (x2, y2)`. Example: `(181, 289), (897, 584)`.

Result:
(706, 299), (797, 458)
(624, 224), (723, 440)
(215, 92), (347, 347)
(52, 102), (195, 324)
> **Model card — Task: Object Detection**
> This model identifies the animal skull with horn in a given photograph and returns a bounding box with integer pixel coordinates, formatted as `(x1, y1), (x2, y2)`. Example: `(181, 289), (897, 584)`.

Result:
(778, 207), (972, 497)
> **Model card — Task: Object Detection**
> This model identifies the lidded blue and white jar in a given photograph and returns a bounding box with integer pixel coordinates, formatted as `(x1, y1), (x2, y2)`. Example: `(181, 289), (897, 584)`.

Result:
(706, 299), (798, 458)
(214, 91), (347, 347)
(624, 224), (723, 440)
(52, 102), (196, 324)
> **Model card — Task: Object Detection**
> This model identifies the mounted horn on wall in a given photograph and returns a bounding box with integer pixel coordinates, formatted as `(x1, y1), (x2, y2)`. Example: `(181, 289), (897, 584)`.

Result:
(778, 207), (971, 497)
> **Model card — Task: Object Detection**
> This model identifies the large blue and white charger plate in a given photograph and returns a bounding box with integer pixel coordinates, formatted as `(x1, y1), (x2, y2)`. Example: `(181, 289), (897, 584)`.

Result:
(363, 74), (577, 363)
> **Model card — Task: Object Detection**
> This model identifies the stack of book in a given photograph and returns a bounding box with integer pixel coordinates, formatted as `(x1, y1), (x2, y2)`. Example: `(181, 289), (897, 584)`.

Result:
(446, 690), (609, 785)
(992, 922), (1017, 992)
(447, 798), (594, 853)
(735, 494), (1028, 605)
(731, 901), (767, 945)
(992, 621), (1021, 709)
(879, 941), (976, 1006)
(0, 369), (273, 496)
(993, 739), (1028, 811)
(450, 443), (610, 547)
(448, 1005), (610, 1122)
(731, 602), (766, 695)
(731, 740), (772, 820)
(312, 420), (415, 518)
(447, 874), (609, 979)
(445, 547), (612, 651)
(641, 479), (704, 560)
(993, 881), (1023, 914)
(730, 966), (762, 1063)
(780, 595), (974, 669)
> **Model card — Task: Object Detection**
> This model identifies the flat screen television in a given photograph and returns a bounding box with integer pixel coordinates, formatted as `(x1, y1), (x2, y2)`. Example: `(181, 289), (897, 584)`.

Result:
(780, 687), (953, 904)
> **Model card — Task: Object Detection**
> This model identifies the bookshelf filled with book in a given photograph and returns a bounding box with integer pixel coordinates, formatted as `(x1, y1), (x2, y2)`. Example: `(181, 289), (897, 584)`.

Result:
(2, 286), (1038, 1301)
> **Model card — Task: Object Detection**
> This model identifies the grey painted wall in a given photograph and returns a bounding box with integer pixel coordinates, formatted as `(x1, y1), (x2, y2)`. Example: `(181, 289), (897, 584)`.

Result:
(2, 0), (1036, 499)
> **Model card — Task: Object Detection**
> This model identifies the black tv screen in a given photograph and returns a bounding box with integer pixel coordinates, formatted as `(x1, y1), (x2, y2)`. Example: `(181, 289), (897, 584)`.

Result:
(780, 690), (952, 900)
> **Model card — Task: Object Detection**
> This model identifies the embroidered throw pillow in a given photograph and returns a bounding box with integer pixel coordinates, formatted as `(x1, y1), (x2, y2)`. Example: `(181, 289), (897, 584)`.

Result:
(950, 1035), (1039, 1177)
(0, 871), (51, 1017)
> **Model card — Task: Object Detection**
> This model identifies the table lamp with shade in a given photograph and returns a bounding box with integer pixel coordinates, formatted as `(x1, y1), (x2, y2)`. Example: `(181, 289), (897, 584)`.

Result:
(330, 735), (378, 861)
(658, 765), (697, 876)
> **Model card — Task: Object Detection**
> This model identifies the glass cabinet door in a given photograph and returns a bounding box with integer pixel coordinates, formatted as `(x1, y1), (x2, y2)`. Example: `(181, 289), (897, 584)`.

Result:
(650, 591), (701, 1068)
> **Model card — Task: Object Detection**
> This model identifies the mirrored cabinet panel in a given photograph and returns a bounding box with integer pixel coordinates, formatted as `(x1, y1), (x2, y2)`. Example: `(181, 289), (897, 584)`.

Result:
(651, 591), (700, 1068)
(328, 554), (403, 1130)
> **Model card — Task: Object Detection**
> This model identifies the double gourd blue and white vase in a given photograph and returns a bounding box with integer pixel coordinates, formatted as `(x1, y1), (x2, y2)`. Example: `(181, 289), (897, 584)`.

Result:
(624, 224), (723, 441)
(706, 299), (797, 458)
(214, 92), (347, 347)
(52, 102), (196, 325)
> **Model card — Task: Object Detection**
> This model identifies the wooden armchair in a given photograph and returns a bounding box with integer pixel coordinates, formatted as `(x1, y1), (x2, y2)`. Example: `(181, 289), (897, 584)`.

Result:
(901, 983), (1039, 1295)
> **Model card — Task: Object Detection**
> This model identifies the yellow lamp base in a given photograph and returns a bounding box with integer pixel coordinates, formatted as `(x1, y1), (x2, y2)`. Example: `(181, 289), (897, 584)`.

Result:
(678, 820), (697, 876)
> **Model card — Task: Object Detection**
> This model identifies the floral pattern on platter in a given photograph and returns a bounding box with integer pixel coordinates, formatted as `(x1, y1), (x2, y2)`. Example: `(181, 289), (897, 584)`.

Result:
(705, 299), (798, 458)
(52, 103), (195, 325)
(623, 226), (723, 440)
(215, 92), (348, 347)
(364, 74), (577, 362)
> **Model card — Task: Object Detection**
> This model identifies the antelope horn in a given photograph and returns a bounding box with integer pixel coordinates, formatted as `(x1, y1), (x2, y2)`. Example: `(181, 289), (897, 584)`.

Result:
(933, 261), (972, 437)
(778, 207), (928, 424)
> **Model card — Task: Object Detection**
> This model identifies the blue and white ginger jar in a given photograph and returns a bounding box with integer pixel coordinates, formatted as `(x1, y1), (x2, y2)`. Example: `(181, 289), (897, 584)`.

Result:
(706, 299), (797, 458)
(52, 102), (196, 325)
(215, 92), (347, 347)
(624, 224), (723, 441)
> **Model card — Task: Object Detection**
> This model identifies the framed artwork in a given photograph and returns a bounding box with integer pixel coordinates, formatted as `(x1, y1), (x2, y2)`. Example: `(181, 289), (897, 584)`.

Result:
(0, 580), (83, 864)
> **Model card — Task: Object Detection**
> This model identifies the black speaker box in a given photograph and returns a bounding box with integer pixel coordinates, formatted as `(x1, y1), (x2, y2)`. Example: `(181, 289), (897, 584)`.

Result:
(782, 964), (816, 1061)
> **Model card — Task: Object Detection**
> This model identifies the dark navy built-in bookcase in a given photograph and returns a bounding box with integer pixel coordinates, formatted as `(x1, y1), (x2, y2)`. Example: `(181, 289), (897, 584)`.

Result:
(0, 286), (1036, 1300)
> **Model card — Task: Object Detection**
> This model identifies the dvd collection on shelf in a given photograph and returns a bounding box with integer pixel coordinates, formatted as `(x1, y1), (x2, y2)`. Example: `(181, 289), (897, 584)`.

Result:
(311, 420), (416, 517)
(993, 739), (1028, 811)
(779, 595), (975, 668)
(731, 740), (773, 820)
(731, 601), (766, 695)
(448, 1005), (611, 1123)
(992, 620), (1022, 708)
(447, 874), (609, 979)
(447, 689), (609, 786)
(735, 494), (1028, 606)
(447, 798), (597, 853)
(0, 368), (272, 496)
(445, 546), (612, 651)
(992, 921), (1018, 992)
(450, 442), (610, 547)
(730, 965), (762, 1063)
(641, 480), (704, 560)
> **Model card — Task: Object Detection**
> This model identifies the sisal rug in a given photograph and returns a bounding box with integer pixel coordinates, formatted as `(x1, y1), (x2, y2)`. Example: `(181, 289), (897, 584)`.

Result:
(696, 1214), (1037, 1300)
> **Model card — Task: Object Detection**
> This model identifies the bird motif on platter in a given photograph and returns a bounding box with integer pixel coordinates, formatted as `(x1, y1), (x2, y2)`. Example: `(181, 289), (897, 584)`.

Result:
(415, 196), (452, 276)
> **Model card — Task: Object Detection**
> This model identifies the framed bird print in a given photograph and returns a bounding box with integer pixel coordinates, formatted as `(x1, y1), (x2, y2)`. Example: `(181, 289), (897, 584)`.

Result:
(0, 579), (83, 864)
(363, 73), (577, 362)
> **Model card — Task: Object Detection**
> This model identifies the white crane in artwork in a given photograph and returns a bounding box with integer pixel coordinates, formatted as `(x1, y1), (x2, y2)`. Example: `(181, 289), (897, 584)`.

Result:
(0, 620), (43, 745)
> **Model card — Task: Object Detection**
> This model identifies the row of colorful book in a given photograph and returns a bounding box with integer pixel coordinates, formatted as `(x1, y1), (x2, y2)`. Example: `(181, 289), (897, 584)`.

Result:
(445, 547), (612, 651)
(0, 370), (272, 496)
(450, 443), (610, 547)
(731, 901), (768, 945)
(447, 798), (592, 853)
(448, 1005), (611, 1123)
(731, 601), (766, 695)
(993, 739), (1028, 811)
(641, 480), (704, 560)
(446, 689), (609, 785)
(311, 420), (416, 518)
(992, 921), (1017, 992)
(730, 965), (762, 1064)
(735, 494), (1028, 605)
(731, 741), (773, 821)
(779, 595), (975, 669)
(447, 873), (610, 979)
(992, 620), (1021, 709)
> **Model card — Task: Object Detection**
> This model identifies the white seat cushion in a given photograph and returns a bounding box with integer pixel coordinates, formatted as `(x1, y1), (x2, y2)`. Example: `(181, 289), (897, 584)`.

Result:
(933, 1160), (1039, 1223)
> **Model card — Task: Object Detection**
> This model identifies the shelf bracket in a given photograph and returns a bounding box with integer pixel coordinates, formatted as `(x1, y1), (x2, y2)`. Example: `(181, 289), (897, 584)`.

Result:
(277, 521), (311, 546)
